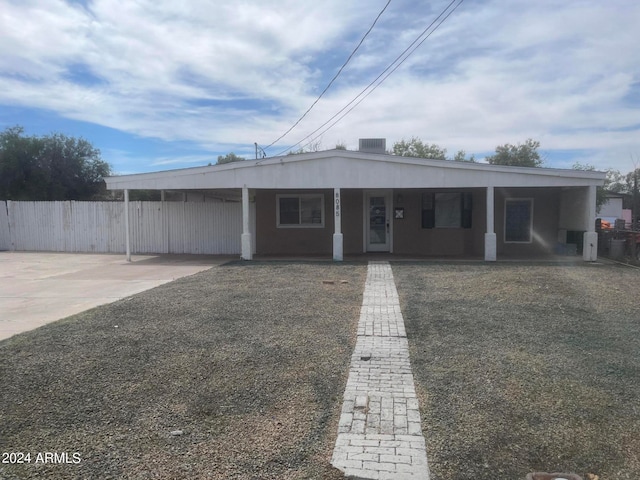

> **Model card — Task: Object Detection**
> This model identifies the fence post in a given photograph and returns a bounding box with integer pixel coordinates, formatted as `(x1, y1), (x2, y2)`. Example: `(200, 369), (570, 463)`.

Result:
(125, 190), (131, 262)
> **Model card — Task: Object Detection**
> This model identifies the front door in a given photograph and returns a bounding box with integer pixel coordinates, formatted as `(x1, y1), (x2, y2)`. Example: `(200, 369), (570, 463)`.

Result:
(366, 192), (391, 252)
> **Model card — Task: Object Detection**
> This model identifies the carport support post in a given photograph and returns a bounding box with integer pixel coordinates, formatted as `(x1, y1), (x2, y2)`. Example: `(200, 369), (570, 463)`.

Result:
(484, 186), (497, 261)
(333, 188), (343, 261)
(124, 189), (131, 262)
(241, 185), (252, 260)
(583, 185), (598, 261)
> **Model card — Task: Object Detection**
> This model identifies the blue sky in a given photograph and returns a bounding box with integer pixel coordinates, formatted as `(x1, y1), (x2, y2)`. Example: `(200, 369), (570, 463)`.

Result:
(1, 0), (639, 174)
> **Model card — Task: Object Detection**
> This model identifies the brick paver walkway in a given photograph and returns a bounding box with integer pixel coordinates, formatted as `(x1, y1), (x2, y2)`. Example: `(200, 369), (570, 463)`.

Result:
(331, 261), (430, 480)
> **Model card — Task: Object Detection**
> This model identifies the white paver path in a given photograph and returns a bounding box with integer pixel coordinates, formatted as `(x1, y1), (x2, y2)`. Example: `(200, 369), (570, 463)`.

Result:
(331, 261), (430, 480)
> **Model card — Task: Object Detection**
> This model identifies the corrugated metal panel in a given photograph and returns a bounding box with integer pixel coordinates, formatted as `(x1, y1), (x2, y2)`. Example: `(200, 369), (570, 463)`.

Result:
(4, 201), (245, 254)
(130, 201), (164, 253)
(7, 201), (125, 253)
(164, 202), (243, 254)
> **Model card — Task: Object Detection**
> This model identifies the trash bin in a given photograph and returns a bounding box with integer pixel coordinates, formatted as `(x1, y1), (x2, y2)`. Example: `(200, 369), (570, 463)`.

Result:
(609, 238), (626, 258)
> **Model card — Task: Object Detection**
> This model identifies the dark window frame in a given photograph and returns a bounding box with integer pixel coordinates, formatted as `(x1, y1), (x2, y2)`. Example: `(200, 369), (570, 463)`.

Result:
(276, 194), (325, 228)
(421, 192), (472, 229)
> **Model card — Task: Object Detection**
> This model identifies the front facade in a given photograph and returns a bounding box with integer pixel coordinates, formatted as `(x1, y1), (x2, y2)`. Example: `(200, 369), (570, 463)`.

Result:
(105, 148), (606, 261)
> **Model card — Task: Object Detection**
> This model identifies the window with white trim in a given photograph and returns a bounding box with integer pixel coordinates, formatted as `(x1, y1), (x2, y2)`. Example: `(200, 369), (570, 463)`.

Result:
(277, 194), (324, 227)
(504, 198), (533, 243)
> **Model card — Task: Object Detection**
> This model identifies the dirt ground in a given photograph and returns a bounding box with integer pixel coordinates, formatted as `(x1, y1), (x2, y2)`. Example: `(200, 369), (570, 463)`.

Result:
(2, 260), (639, 480)
(0, 262), (366, 479)
(393, 261), (640, 480)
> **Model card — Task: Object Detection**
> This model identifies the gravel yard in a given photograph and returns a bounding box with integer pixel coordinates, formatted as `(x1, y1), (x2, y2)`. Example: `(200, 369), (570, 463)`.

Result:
(393, 261), (640, 480)
(3, 259), (639, 480)
(0, 262), (366, 479)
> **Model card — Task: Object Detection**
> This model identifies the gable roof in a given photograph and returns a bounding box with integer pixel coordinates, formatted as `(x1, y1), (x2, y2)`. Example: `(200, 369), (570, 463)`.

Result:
(105, 149), (606, 191)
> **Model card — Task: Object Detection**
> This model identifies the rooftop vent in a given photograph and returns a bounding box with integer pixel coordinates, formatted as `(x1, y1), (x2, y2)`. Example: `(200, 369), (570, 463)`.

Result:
(359, 138), (386, 154)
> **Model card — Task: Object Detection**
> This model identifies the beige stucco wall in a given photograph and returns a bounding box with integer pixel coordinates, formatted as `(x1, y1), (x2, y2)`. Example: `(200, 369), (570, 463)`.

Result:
(558, 186), (593, 231)
(255, 189), (363, 256)
(495, 187), (561, 256)
(392, 189), (485, 256)
(255, 187), (569, 258)
(255, 189), (334, 255)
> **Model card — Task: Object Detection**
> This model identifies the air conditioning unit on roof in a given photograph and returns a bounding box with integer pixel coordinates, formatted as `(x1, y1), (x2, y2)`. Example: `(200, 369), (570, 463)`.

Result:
(359, 138), (386, 154)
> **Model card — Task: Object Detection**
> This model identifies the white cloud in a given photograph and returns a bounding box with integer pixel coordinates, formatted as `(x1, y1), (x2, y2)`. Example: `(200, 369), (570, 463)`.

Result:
(1, 0), (639, 172)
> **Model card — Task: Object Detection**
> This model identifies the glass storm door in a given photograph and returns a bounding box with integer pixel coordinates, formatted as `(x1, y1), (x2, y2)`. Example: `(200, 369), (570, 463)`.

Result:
(367, 193), (390, 252)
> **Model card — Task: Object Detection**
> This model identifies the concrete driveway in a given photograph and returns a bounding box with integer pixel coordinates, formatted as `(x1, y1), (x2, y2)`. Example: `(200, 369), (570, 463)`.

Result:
(0, 252), (234, 341)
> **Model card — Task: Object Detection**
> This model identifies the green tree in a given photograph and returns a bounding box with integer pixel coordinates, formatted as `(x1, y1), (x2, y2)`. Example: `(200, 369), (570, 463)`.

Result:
(0, 126), (42, 200)
(392, 137), (475, 162)
(392, 137), (447, 160)
(0, 126), (111, 200)
(486, 139), (543, 167)
(605, 168), (626, 193)
(216, 152), (245, 164)
(624, 167), (640, 193)
(625, 167), (640, 229)
(452, 150), (476, 163)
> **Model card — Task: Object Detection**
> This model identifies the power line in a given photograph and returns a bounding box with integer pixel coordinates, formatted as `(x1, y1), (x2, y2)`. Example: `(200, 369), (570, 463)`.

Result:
(295, 0), (465, 153)
(277, 0), (462, 155)
(264, 0), (392, 151)
(274, 0), (464, 156)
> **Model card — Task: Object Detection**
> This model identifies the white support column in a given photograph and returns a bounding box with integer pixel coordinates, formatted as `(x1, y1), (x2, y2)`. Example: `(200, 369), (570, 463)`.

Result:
(484, 186), (497, 261)
(124, 189), (131, 262)
(583, 185), (598, 261)
(333, 188), (344, 261)
(241, 186), (252, 260)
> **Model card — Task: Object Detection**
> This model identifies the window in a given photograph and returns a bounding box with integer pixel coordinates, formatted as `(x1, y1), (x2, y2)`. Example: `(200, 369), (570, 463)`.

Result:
(277, 194), (324, 227)
(422, 192), (472, 229)
(435, 193), (461, 228)
(505, 198), (533, 242)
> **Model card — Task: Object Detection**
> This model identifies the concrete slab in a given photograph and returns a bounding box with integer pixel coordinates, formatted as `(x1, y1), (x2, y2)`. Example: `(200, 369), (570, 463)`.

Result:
(0, 252), (234, 341)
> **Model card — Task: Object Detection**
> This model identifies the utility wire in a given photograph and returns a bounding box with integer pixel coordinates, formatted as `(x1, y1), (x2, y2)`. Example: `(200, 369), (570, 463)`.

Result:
(274, 0), (463, 156)
(264, 0), (392, 151)
(292, 0), (464, 154)
(277, 0), (461, 155)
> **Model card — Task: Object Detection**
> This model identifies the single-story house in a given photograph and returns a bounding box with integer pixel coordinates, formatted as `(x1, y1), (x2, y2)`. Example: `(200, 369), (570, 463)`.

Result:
(104, 139), (606, 262)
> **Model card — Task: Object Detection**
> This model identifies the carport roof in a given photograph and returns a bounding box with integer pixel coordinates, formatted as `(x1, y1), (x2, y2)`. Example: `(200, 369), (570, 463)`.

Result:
(105, 149), (606, 191)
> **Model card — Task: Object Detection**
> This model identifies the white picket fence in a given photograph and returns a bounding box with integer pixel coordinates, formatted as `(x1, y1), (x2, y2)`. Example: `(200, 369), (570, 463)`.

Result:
(0, 201), (254, 255)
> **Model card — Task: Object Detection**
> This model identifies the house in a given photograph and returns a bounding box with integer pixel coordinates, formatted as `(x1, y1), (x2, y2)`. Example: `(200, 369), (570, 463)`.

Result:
(104, 139), (606, 262)
(599, 192), (633, 228)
